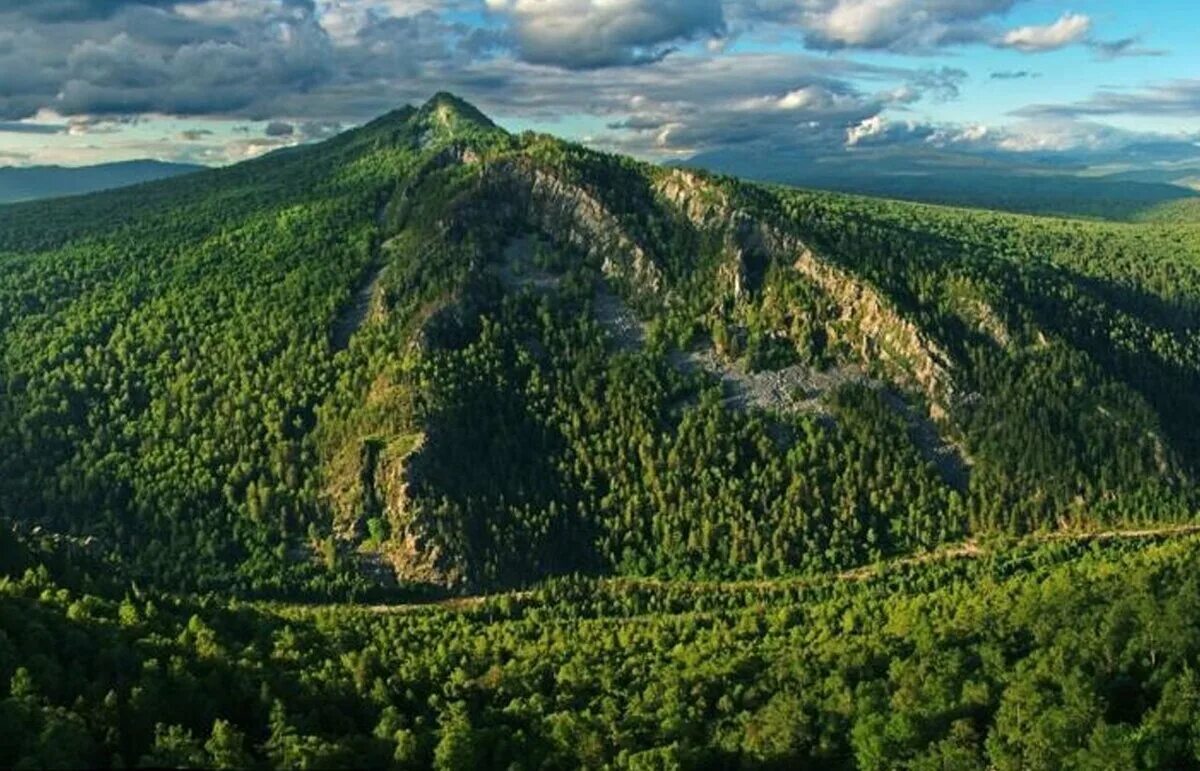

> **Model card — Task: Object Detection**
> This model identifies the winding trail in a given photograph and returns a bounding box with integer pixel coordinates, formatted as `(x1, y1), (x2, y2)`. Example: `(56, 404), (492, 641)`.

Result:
(350, 523), (1200, 614)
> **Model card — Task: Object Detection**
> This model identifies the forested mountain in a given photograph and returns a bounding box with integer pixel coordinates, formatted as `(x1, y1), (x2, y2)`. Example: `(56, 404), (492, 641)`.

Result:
(0, 160), (203, 204)
(2, 94), (1200, 768)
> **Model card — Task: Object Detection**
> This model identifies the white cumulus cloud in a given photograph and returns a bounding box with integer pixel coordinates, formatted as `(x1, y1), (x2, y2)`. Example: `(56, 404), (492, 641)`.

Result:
(1001, 12), (1090, 52)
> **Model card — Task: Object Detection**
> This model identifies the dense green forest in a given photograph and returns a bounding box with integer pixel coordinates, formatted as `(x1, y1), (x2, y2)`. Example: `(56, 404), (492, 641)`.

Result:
(1, 94), (1198, 767)
(5, 515), (1200, 768)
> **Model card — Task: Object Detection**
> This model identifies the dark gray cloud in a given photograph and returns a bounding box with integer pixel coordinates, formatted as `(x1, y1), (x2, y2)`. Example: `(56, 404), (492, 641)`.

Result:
(991, 70), (1038, 80)
(0, 0), (459, 121)
(1017, 80), (1200, 120)
(66, 114), (141, 134)
(1087, 37), (1167, 60)
(0, 0), (206, 22)
(0, 121), (64, 134)
(485, 52), (973, 159)
(907, 67), (967, 101)
(298, 119), (342, 139)
(484, 0), (725, 68)
(265, 120), (295, 137)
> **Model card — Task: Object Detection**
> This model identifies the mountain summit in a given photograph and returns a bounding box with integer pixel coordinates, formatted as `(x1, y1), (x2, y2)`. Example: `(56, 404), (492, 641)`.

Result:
(419, 91), (498, 131)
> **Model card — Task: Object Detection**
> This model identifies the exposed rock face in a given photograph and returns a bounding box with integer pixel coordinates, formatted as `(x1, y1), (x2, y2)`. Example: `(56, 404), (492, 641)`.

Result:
(674, 346), (872, 415)
(372, 432), (467, 589)
(789, 244), (955, 410)
(656, 170), (764, 297)
(476, 159), (663, 295)
(654, 169), (956, 412)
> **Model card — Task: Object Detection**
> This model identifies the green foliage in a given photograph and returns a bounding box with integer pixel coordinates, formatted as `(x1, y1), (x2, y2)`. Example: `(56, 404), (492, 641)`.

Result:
(2, 526), (1200, 768)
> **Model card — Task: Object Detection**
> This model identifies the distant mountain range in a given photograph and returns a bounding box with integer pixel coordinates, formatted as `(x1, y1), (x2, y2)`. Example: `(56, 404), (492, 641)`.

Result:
(679, 145), (1200, 222)
(0, 159), (204, 204)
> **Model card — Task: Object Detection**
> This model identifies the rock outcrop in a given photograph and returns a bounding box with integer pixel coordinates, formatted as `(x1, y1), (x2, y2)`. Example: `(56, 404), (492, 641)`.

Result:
(474, 158), (663, 295)
(655, 169), (956, 413)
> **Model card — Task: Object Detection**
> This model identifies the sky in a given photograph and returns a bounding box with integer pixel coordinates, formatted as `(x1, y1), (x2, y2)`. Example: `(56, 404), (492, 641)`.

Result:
(0, 0), (1197, 168)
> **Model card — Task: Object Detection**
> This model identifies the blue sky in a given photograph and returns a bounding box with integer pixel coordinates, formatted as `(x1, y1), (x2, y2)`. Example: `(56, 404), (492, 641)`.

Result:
(0, 0), (1197, 168)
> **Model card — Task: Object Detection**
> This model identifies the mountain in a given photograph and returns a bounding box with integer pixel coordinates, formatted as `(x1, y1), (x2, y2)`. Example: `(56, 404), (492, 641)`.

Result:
(0, 159), (204, 204)
(2, 94), (1200, 768)
(681, 145), (1200, 222)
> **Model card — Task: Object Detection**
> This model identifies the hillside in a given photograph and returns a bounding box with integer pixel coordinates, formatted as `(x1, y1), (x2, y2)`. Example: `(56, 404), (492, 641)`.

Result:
(0, 160), (203, 204)
(1, 93), (1200, 767)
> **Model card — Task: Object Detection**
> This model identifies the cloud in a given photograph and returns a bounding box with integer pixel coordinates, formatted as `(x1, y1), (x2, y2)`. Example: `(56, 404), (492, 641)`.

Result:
(315, 0), (476, 44)
(846, 115), (884, 145)
(1000, 12), (1090, 52)
(0, 1), (208, 22)
(907, 66), (967, 101)
(483, 0), (725, 68)
(1016, 80), (1200, 119)
(733, 0), (1018, 52)
(919, 117), (1199, 165)
(825, 114), (1200, 173)
(221, 135), (296, 160)
(0, 0), (466, 123)
(846, 115), (942, 147)
(1087, 37), (1167, 60)
(56, 19), (337, 116)
(499, 52), (884, 156)
(265, 120), (295, 136)
(0, 0), (1184, 171)
(298, 119), (342, 139)
(0, 121), (64, 134)
(990, 70), (1038, 80)
(66, 114), (140, 134)
(990, 119), (1128, 153)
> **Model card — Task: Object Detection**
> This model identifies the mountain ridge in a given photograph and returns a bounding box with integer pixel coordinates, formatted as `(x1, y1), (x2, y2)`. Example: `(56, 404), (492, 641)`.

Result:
(680, 144), (1200, 222)
(0, 158), (204, 204)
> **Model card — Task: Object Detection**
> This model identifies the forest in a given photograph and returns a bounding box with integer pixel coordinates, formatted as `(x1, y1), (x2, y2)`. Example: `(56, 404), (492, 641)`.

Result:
(1, 93), (1198, 767)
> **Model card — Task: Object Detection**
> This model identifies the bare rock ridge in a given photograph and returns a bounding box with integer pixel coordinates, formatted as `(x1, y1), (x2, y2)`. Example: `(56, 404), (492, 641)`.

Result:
(654, 169), (956, 415)
(473, 158), (663, 295)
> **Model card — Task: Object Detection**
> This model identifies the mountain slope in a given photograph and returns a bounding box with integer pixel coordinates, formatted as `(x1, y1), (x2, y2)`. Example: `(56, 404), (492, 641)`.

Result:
(0, 94), (1197, 598)
(0, 160), (203, 204)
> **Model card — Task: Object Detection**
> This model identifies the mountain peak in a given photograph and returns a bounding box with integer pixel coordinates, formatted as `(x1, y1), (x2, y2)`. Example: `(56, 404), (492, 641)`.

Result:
(418, 92), (498, 134)
(347, 94), (502, 153)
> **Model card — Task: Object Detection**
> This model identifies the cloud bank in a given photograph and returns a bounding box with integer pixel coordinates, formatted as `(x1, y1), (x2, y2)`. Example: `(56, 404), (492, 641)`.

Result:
(0, 0), (1190, 169)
